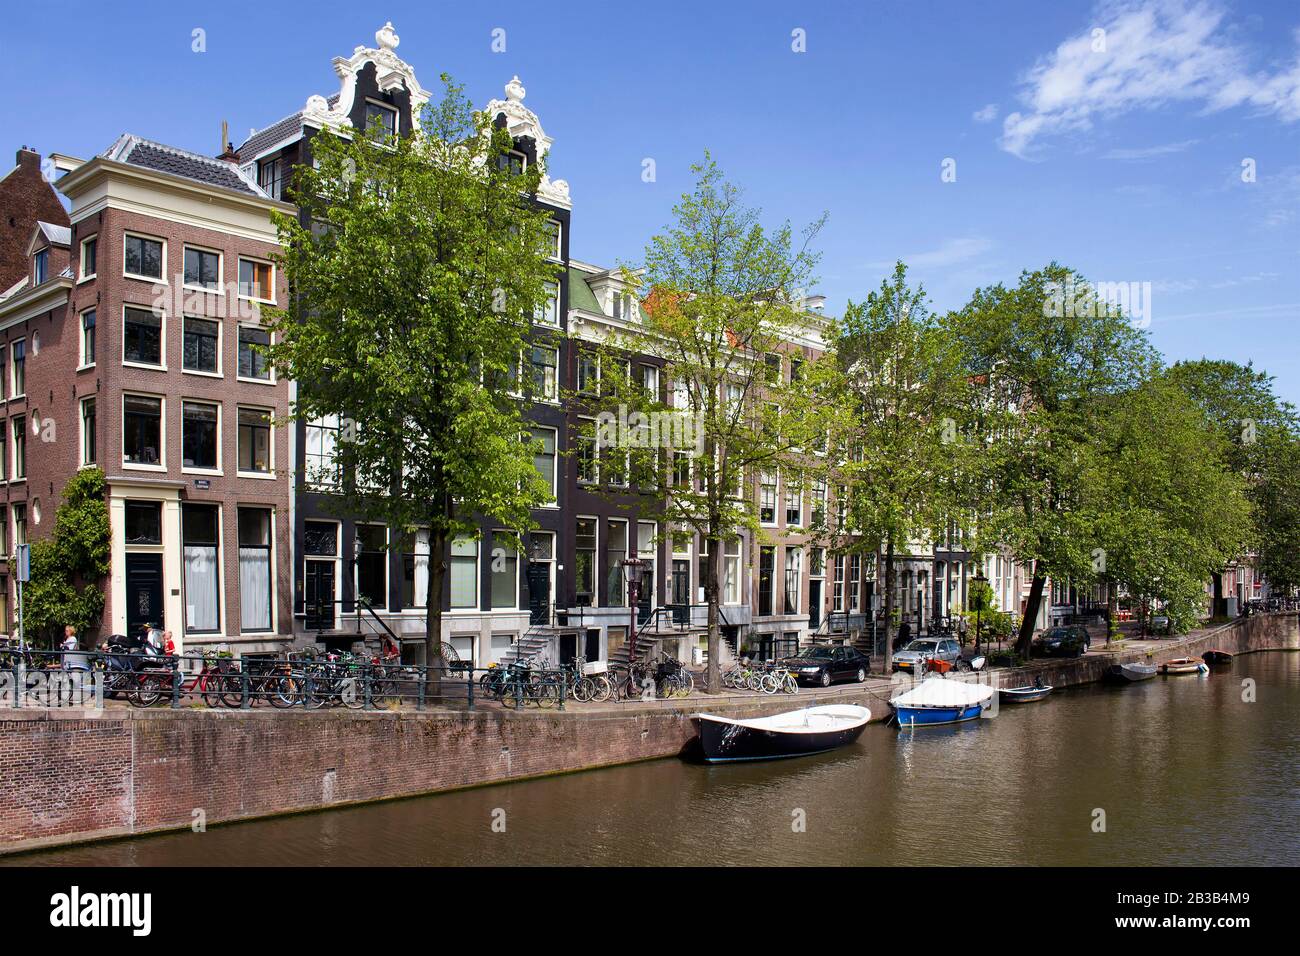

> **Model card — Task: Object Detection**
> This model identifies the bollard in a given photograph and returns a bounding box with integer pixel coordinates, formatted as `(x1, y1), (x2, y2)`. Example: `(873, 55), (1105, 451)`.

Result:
(558, 669), (565, 711)
(417, 669), (426, 711)
(240, 657), (251, 710)
(363, 667), (372, 711)
(467, 667), (475, 711)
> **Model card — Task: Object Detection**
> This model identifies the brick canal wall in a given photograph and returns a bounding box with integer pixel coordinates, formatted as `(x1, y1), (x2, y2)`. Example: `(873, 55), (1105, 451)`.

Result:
(1, 613), (1295, 855)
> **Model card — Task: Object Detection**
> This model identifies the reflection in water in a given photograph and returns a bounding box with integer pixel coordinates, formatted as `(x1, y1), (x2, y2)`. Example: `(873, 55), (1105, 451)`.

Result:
(10, 654), (1299, 867)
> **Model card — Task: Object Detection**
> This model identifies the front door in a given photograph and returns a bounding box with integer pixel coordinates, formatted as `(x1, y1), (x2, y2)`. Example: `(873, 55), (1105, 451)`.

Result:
(305, 560), (336, 631)
(809, 579), (823, 630)
(559, 632), (578, 666)
(526, 561), (551, 625)
(125, 553), (164, 635)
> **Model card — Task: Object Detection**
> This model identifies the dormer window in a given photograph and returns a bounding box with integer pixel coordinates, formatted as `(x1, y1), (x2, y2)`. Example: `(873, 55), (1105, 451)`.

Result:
(364, 101), (397, 142)
(33, 249), (48, 285)
(498, 149), (526, 176)
(257, 158), (283, 200)
(611, 292), (636, 321)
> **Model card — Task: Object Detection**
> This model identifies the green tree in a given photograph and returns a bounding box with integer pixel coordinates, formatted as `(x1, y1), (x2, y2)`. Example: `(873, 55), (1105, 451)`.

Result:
(22, 468), (111, 647)
(1086, 375), (1251, 632)
(265, 75), (557, 669)
(824, 262), (977, 653)
(953, 264), (1157, 655)
(610, 156), (825, 691)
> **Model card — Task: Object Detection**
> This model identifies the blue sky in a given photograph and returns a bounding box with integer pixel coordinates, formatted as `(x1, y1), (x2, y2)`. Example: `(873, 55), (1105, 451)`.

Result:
(5, 0), (1300, 402)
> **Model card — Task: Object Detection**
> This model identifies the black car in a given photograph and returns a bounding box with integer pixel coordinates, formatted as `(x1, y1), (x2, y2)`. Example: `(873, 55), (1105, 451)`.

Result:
(1031, 625), (1090, 658)
(779, 645), (872, 687)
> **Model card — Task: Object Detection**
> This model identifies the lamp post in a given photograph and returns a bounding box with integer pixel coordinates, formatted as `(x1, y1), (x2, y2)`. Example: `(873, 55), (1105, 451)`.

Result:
(971, 568), (989, 656)
(621, 558), (646, 667)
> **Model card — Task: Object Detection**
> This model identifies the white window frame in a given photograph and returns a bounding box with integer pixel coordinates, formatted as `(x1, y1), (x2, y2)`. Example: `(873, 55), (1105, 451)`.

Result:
(122, 231), (166, 284)
(79, 395), (97, 468)
(121, 391), (166, 472)
(181, 399), (223, 475)
(724, 538), (743, 606)
(182, 315), (224, 378)
(122, 306), (167, 371)
(236, 403), (275, 479)
(535, 281), (560, 326)
(78, 308), (96, 370)
(489, 529), (521, 611)
(449, 534), (480, 612)
(237, 257), (276, 305)
(78, 235), (97, 283)
(304, 415), (342, 492)
(9, 339), (25, 399)
(236, 323), (275, 385)
(531, 425), (558, 505)
(181, 243), (224, 295)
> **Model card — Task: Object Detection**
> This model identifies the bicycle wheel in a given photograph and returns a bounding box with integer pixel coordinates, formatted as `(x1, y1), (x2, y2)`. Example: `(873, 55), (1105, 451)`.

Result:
(219, 672), (246, 708)
(268, 674), (300, 708)
(572, 676), (594, 703)
(760, 673), (779, 695)
(589, 674), (612, 702)
(782, 673), (798, 694)
(130, 675), (165, 708)
(199, 671), (224, 708)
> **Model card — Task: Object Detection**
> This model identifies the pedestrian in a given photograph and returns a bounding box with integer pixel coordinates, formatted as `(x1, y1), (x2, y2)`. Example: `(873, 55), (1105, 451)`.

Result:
(162, 630), (176, 656)
(60, 624), (79, 653)
(957, 615), (968, 646)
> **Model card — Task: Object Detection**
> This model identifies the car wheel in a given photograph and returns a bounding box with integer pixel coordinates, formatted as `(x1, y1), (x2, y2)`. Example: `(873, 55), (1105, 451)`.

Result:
(820, 670), (832, 688)
(856, 668), (866, 683)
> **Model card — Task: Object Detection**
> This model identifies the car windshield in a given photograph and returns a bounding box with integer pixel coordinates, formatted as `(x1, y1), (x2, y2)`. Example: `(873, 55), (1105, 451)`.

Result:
(906, 641), (939, 653)
(1045, 629), (1072, 640)
(795, 647), (834, 659)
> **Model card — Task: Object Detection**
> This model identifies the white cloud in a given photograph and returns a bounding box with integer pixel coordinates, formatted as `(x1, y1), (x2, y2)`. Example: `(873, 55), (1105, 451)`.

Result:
(999, 0), (1300, 157)
(972, 103), (1000, 123)
(867, 237), (995, 271)
(1102, 139), (1200, 159)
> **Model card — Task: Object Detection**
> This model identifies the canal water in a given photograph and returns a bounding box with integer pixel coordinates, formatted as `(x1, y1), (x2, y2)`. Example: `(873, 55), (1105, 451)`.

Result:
(11, 652), (1300, 866)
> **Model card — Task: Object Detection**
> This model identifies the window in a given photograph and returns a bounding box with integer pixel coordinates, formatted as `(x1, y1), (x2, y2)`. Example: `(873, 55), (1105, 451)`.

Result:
(183, 317), (220, 374)
(13, 503), (27, 547)
(124, 501), (161, 544)
(490, 532), (519, 609)
(238, 259), (274, 302)
(785, 473), (802, 526)
(811, 477), (827, 527)
(355, 524), (387, 608)
(238, 326), (271, 380)
(725, 539), (743, 605)
(123, 395), (162, 466)
(80, 397), (96, 466)
(576, 417), (598, 483)
(759, 546), (775, 617)
(80, 310), (96, 367)
(575, 518), (597, 605)
(11, 416), (25, 480)
(364, 101), (398, 141)
(577, 351), (599, 395)
(498, 149), (526, 175)
(305, 415), (340, 490)
(237, 407), (271, 473)
(80, 236), (97, 280)
(10, 340), (24, 397)
(33, 249), (48, 285)
(764, 353), (781, 383)
(640, 364), (659, 400)
(784, 547), (802, 615)
(606, 519), (628, 607)
(450, 535), (478, 609)
(759, 472), (777, 524)
(124, 234), (163, 280)
(123, 308), (163, 366)
(543, 219), (562, 259)
(528, 345), (558, 400)
(182, 504), (221, 633)
(0, 428), (6, 482)
(238, 508), (273, 631)
(849, 555), (862, 612)
(637, 521), (657, 609)
(832, 555), (845, 612)
(531, 427), (556, 502)
(535, 282), (559, 326)
(0, 506), (7, 553)
(182, 401), (219, 470)
(257, 158), (283, 200)
(399, 531), (428, 610)
(183, 246), (221, 290)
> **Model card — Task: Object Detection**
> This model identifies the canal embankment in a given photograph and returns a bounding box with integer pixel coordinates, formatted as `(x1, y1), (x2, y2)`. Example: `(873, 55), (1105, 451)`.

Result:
(1, 611), (1296, 856)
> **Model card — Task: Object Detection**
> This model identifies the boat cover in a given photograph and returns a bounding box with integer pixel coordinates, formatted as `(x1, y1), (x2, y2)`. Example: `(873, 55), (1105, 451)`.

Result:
(891, 677), (995, 709)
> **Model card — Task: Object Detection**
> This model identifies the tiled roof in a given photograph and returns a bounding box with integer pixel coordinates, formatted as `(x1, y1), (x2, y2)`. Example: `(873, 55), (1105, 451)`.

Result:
(236, 93), (340, 163)
(36, 221), (71, 246)
(567, 266), (603, 314)
(101, 134), (268, 198)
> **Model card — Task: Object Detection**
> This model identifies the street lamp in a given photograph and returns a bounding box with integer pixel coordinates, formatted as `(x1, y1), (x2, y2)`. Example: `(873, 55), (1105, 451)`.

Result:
(971, 568), (989, 656)
(621, 558), (646, 666)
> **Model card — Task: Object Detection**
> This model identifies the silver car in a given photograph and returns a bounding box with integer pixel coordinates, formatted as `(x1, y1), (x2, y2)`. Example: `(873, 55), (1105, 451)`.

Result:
(892, 637), (962, 673)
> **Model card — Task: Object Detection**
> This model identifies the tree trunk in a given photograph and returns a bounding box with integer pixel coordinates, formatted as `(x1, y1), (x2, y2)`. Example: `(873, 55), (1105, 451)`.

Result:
(704, 532), (722, 693)
(882, 538), (896, 660)
(1211, 570), (1225, 618)
(1016, 567), (1047, 657)
(1105, 578), (1119, 645)
(425, 526), (448, 701)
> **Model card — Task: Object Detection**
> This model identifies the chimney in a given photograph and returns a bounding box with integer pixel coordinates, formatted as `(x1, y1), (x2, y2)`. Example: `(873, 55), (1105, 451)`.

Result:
(16, 146), (40, 168)
(216, 120), (240, 162)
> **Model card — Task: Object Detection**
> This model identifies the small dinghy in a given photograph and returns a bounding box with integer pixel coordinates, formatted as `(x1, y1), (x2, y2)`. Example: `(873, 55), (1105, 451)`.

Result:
(890, 677), (995, 727)
(1106, 662), (1158, 683)
(1159, 657), (1209, 675)
(1202, 649), (1233, 666)
(999, 681), (1053, 703)
(694, 705), (871, 763)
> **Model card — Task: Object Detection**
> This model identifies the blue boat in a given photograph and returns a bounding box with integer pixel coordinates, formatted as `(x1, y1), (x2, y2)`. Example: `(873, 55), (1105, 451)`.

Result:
(890, 677), (995, 727)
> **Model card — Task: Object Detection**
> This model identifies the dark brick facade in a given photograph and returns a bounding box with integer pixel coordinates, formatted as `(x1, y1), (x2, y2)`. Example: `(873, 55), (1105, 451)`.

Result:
(0, 149), (69, 293)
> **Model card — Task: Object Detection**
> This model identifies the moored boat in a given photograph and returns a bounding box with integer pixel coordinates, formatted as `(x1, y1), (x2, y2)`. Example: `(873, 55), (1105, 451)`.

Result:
(1106, 662), (1158, 683)
(1159, 657), (1209, 675)
(890, 677), (995, 727)
(999, 683), (1053, 703)
(1202, 649), (1233, 666)
(694, 705), (871, 763)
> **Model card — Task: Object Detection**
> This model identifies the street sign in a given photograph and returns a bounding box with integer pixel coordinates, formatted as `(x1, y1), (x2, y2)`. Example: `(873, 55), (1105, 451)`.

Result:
(16, 543), (30, 583)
